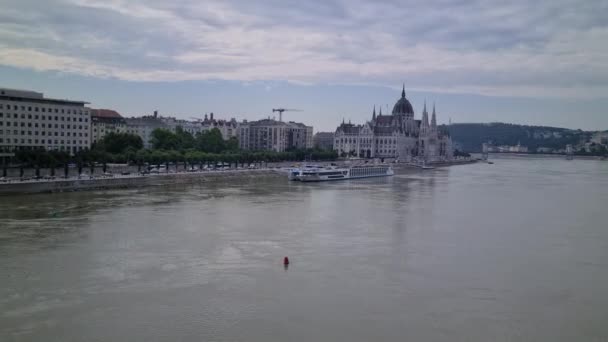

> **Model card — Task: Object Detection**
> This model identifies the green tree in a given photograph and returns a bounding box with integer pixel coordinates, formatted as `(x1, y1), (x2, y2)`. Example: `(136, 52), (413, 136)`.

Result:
(150, 129), (180, 150)
(175, 127), (196, 150)
(97, 132), (143, 154)
(196, 128), (225, 153)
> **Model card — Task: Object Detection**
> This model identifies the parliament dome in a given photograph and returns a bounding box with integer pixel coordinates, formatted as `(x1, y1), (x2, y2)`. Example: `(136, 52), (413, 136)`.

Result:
(391, 86), (414, 115)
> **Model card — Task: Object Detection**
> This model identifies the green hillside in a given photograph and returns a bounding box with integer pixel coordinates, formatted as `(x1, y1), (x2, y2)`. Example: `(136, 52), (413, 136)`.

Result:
(445, 123), (588, 152)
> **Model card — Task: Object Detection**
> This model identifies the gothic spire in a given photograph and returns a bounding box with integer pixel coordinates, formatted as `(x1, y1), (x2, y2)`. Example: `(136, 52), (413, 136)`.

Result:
(401, 84), (405, 98)
(421, 99), (429, 134)
(379, 106), (382, 115)
(431, 102), (437, 130)
(372, 105), (376, 120)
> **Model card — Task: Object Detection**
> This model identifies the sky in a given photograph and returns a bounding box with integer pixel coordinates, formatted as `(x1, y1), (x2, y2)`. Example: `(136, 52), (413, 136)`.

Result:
(1, 0), (607, 131)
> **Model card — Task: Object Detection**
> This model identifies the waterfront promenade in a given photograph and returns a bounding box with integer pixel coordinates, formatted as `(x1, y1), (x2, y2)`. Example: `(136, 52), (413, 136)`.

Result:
(0, 168), (284, 195)
(0, 158), (477, 195)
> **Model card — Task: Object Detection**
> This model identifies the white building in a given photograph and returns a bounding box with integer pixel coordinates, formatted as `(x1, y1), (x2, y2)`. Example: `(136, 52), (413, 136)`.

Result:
(333, 86), (453, 162)
(0, 87), (91, 155)
(238, 118), (313, 152)
(125, 111), (169, 149)
(91, 109), (127, 145)
(159, 116), (204, 136)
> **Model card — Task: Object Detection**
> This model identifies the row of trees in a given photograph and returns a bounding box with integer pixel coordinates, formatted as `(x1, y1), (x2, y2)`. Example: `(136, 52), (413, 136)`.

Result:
(9, 128), (337, 169)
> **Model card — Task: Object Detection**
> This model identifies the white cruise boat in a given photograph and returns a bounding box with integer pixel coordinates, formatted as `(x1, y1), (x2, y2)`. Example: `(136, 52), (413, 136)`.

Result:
(286, 165), (323, 180)
(295, 164), (394, 182)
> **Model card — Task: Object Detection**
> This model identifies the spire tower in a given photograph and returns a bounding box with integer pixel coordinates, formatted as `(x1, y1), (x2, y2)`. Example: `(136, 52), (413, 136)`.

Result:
(431, 102), (437, 132)
(421, 100), (429, 135)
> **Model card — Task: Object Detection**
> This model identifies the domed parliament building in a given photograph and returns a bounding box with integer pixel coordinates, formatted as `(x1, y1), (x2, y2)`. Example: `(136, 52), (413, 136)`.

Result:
(334, 86), (453, 162)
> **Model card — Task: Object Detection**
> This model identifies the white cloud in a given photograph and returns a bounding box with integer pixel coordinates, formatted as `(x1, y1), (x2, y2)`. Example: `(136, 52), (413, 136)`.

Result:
(0, 0), (607, 99)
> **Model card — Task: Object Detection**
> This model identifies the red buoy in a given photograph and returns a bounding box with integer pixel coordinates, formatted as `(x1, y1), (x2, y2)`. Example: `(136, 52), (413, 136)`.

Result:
(283, 256), (290, 266)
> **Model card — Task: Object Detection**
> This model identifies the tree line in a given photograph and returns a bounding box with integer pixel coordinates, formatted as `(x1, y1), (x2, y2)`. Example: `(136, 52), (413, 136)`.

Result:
(8, 127), (337, 169)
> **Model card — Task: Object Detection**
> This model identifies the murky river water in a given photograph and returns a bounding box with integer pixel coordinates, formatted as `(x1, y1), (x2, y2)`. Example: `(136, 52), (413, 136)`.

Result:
(1, 156), (608, 341)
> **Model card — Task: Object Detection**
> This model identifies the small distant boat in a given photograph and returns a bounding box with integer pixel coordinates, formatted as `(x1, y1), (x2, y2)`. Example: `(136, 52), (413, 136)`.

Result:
(410, 160), (434, 170)
(487, 161), (494, 164)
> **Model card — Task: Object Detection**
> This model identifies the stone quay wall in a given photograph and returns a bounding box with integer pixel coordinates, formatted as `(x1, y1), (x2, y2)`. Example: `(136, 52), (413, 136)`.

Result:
(0, 169), (284, 195)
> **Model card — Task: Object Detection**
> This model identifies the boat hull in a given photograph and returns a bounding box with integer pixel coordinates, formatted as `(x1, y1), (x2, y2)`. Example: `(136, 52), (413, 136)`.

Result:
(297, 166), (394, 182)
(299, 173), (393, 182)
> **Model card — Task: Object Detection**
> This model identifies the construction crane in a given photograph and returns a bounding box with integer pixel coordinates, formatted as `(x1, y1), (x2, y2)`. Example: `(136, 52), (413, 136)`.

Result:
(272, 108), (302, 122)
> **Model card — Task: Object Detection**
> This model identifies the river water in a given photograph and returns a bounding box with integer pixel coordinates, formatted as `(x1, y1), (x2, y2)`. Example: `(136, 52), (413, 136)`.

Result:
(1, 156), (608, 341)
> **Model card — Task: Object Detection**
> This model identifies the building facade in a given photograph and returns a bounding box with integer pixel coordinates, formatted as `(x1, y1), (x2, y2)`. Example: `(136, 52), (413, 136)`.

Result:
(200, 113), (238, 140)
(160, 116), (204, 137)
(0, 87), (91, 155)
(125, 111), (169, 149)
(333, 87), (453, 162)
(91, 109), (127, 145)
(313, 132), (335, 150)
(238, 119), (313, 152)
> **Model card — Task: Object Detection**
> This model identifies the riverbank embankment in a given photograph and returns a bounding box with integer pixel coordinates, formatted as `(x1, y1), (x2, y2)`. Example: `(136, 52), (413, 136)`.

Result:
(0, 169), (284, 195)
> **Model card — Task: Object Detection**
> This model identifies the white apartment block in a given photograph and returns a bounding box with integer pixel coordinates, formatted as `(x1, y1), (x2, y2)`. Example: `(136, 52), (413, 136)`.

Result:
(0, 88), (91, 155)
(160, 116), (204, 136)
(238, 118), (313, 152)
(91, 109), (127, 145)
(125, 112), (168, 149)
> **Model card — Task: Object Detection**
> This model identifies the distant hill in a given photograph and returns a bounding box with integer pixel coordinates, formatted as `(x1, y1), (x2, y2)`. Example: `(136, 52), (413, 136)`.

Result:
(444, 123), (590, 152)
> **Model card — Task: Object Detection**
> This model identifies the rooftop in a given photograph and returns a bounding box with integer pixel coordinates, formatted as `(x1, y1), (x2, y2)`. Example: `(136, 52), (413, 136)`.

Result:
(0, 87), (89, 106)
(91, 109), (123, 119)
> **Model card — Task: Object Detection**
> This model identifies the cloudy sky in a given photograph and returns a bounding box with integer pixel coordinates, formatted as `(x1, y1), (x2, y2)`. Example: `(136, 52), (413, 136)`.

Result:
(1, 0), (607, 131)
